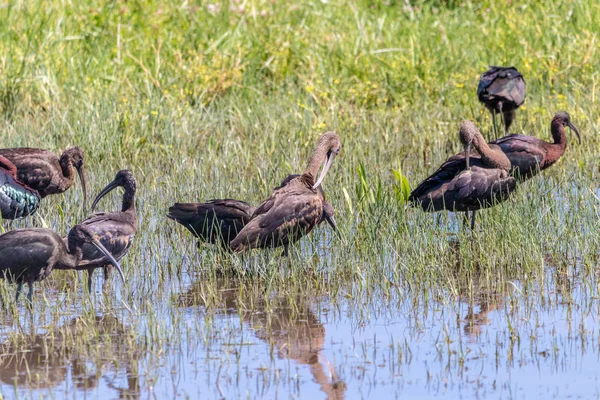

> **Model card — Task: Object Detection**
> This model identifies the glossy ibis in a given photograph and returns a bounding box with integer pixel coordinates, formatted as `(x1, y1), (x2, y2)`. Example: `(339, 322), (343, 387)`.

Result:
(72, 170), (137, 292)
(0, 156), (41, 221)
(0, 146), (87, 207)
(409, 121), (516, 229)
(0, 224), (124, 304)
(167, 174), (337, 249)
(489, 111), (581, 180)
(230, 131), (341, 254)
(477, 66), (526, 138)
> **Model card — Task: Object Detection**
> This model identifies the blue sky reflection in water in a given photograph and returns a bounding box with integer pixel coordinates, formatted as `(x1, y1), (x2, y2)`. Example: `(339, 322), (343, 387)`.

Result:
(1, 260), (599, 399)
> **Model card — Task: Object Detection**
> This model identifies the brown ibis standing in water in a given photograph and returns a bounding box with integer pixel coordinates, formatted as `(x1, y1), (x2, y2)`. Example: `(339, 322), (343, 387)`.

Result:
(70, 170), (137, 292)
(488, 111), (581, 180)
(409, 121), (516, 229)
(0, 224), (125, 304)
(0, 146), (88, 208)
(0, 156), (41, 221)
(167, 174), (337, 249)
(229, 131), (342, 254)
(477, 66), (526, 139)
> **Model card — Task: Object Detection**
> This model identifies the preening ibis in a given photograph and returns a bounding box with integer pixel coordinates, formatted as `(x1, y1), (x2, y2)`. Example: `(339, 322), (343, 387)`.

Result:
(71, 170), (137, 292)
(489, 111), (580, 180)
(230, 131), (341, 254)
(0, 156), (40, 221)
(0, 224), (124, 304)
(167, 174), (337, 249)
(477, 66), (526, 138)
(409, 121), (516, 229)
(0, 146), (87, 207)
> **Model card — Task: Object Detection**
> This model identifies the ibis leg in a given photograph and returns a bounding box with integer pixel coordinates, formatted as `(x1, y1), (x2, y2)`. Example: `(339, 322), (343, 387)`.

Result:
(102, 266), (113, 291)
(87, 268), (94, 293)
(282, 244), (289, 258)
(470, 210), (477, 230)
(463, 213), (469, 229)
(15, 283), (23, 303)
(491, 111), (499, 140)
(27, 284), (33, 304)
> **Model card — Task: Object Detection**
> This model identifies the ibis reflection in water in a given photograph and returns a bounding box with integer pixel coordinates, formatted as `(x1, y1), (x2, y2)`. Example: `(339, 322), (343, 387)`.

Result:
(71, 170), (137, 292)
(0, 315), (140, 396)
(0, 146), (87, 208)
(409, 120), (516, 229)
(230, 132), (342, 255)
(0, 224), (125, 304)
(477, 66), (526, 139)
(168, 174), (337, 250)
(179, 279), (347, 400)
(0, 156), (40, 222)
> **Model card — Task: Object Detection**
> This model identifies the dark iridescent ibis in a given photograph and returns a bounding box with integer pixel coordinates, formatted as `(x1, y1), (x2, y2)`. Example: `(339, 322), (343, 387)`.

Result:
(489, 111), (581, 180)
(0, 146), (87, 207)
(0, 224), (125, 304)
(409, 121), (516, 229)
(71, 170), (137, 292)
(0, 156), (41, 221)
(230, 132), (342, 254)
(477, 66), (526, 138)
(167, 174), (337, 249)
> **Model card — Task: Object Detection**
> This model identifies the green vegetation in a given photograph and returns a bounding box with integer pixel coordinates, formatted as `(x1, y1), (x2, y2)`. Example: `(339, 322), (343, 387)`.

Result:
(0, 0), (598, 397)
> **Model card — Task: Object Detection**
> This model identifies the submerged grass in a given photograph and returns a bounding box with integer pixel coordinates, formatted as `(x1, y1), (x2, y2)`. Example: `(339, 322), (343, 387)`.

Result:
(0, 0), (599, 398)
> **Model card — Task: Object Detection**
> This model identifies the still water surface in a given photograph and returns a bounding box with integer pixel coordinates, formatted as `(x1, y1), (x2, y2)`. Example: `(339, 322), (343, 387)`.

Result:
(0, 255), (598, 399)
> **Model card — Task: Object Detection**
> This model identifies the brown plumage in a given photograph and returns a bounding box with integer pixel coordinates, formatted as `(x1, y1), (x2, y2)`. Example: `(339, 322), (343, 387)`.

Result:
(409, 121), (516, 229)
(230, 132), (342, 254)
(167, 174), (337, 249)
(477, 66), (526, 138)
(68, 170), (137, 292)
(0, 146), (87, 207)
(488, 111), (580, 180)
(0, 224), (124, 304)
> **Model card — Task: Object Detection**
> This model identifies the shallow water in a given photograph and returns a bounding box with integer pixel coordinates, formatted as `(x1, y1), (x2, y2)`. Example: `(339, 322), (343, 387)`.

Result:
(1, 250), (599, 399)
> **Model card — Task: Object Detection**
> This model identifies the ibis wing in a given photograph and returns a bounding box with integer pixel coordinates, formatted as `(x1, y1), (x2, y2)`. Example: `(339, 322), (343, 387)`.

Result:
(231, 182), (321, 251)
(70, 212), (136, 267)
(491, 134), (547, 177)
(168, 199), (254, 245)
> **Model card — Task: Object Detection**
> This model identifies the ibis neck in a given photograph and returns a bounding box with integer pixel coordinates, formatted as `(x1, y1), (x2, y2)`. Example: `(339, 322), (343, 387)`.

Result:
(472, 135), (511, 170)
(122, 186), (136, 213)
(59, 157), (76, 187)
(303, 144), (328, 181)
(63, 239), (84, 270)
(543, 119), (567, 167)
(550, 119), (567, 147)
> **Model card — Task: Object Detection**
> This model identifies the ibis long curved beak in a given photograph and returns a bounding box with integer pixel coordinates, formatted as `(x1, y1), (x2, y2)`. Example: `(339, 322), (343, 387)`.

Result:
(325, 214), (337, 231)
(90, 237), (126, 284)
(464, 143), (471, 170)
(567, 121), (581, 144)
(77, 165), (88, 211)
(91, 179), (119, 213)
(313, 151), (336, 189)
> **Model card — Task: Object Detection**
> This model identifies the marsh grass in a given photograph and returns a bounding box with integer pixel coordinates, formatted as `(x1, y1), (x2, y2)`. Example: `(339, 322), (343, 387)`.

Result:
(0, 0), (599, 397)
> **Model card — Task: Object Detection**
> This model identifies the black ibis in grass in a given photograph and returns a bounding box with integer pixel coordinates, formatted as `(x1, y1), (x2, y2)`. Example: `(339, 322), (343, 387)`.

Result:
(0, 156), (41, 221)
(167, 174), (337, 249)
(71, 170), (137, 292)
(488, 111), (581, 180)
(477, 66), (526, 139)
(0, 146), (87, 208)
(409, 121), (516, 229)
(0, 224), (124, 304)
(230, 131), (341, 254)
